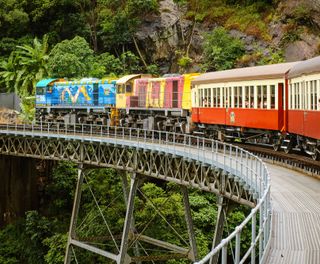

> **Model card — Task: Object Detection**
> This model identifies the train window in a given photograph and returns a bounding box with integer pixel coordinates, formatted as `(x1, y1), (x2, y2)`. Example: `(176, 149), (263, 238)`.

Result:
(207, 88), (210, 107)
(233, 86), (242, 108)
(212, 88), (216, 107)
(250, 86), (254, 108)
(37, 87), (45, 95)
(300, 82), (304, 110)
(217, 88), (221, 107)
(270, 85), (275, 109)
(126, 83), (132, 93)
(200, 89), (204, 107)
(227, 87), (231, 108)
(203, 88), (208, 107)
(294, 83), (298, 109)
(244, 86), (253, 108)
(244, 86), (249, 108)
(311, 80), (317, 110)
(224, 87), (231, 108)
(289, 84), (293, 109)
(257, 85), (262, 108)
(117, 84), (125, 94)
(262, 85), (267, 109)
(304, 81), (308, 110)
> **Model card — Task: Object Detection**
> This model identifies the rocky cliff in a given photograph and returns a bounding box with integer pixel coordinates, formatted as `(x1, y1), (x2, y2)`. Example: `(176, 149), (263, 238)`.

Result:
(135, 0), (320, 71)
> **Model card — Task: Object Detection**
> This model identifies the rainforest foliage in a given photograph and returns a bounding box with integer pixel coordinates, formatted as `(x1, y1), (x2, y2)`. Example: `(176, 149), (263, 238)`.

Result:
(0, 162), (252, 263)
(0, 0), (282, 96)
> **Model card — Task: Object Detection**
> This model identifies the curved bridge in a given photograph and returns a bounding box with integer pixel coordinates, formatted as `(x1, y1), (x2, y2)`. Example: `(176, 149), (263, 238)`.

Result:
(0, 123), (271, 264)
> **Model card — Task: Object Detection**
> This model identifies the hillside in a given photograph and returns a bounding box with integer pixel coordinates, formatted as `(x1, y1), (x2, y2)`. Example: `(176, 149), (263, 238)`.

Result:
(135, 0), (320, 72)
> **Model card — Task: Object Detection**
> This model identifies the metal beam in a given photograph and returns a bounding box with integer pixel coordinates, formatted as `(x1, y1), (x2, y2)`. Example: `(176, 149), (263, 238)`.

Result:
(209, 196), (230, 264)
(70, 239), (118, 261)
(181, 186), (198, 261)
(118, 172), (139, 264)
(64, 163), (84, 264)
(136, 234), (189, 255)
(121, 172), (141, 264)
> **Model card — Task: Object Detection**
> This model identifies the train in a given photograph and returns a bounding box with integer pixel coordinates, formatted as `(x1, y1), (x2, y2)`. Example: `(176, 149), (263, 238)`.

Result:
(35, 56), (320, 160)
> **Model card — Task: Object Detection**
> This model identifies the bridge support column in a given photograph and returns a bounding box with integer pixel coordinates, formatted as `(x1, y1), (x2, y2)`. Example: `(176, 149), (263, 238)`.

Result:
(64, 163), (84, 264)
(118, 172), (140, 264)
(120, 172), (141, 264)
(181, 186), (198, 261)
(210, 196), (233, 264)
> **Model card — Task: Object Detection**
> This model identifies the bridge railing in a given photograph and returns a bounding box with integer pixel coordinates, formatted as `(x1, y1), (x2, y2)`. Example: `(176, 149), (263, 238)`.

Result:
(0, 122), (271, 263)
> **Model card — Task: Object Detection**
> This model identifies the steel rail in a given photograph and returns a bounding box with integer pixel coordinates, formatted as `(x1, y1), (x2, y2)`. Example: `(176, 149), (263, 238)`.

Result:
(0, 122), (272, 263)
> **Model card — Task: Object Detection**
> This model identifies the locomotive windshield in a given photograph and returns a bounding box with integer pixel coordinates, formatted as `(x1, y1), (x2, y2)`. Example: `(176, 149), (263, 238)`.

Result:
(36, 87), (46, 95)
(117, 84), (125, 94)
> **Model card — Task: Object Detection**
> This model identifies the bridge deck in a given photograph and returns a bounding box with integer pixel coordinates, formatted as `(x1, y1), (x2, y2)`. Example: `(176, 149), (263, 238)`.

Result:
(266, 164), (320, 264)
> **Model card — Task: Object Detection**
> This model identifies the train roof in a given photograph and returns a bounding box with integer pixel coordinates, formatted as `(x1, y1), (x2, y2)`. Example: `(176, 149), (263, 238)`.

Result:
(193, 62), (300, 85)
(288, 56), (320, 78)
(36, 78), (61, 87)
(37, 78), (117, 87)
(117, 74), (152, 84)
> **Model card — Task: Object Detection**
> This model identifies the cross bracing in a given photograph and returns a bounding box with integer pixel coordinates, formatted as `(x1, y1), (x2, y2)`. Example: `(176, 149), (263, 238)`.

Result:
(0, 123), (272, 264)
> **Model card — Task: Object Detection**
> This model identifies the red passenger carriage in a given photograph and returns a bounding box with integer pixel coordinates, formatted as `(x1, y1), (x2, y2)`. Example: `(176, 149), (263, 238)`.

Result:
(191, 62), (299, 144)
(286, 56), (320, 159)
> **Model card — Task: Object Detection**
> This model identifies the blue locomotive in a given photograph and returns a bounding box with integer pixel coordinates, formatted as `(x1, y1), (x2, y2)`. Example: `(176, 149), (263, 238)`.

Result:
(35, 78), (117, 124)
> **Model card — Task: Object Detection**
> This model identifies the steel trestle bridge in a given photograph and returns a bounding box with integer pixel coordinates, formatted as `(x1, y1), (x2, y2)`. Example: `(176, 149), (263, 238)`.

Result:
(0, 123), (271, 264)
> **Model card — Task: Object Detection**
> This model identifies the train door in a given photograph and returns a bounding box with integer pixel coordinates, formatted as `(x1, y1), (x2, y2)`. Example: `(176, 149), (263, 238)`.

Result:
(302, 80), (306, 136)
(278, 83), (285, 130)
(172, 80), (178, 108)
(93, 83), (99, 106)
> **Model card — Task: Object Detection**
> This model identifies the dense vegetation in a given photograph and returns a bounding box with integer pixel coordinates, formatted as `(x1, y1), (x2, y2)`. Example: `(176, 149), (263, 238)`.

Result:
(0, 0), (316, 262)
(0, 162), (252, 263)
(0, 0), (284, 93)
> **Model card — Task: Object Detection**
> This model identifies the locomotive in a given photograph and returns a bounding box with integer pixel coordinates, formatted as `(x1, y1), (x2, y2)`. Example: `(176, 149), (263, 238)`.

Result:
(36, 78), (117, 124)
(35, 56), (320, 160)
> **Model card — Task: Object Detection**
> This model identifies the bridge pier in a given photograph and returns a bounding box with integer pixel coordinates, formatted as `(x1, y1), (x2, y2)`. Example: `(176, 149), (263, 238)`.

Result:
(210, 196), (234, 264)
(0, 155), (38, 226)
(181, 185), (198, 261)
(64, 163), (85, 264)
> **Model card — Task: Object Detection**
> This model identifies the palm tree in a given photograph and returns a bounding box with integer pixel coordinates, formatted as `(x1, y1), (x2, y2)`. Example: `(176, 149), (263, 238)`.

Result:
(0, 52), (18, 93)
(15, 35), (50, 96)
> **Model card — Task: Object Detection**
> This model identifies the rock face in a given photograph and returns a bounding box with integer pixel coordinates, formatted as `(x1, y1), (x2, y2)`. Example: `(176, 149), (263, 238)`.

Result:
(284, 34), (320, 61)
(135, 0), (320, 72)
(275, 0), (320, 61)
(136, 0), (204, 73)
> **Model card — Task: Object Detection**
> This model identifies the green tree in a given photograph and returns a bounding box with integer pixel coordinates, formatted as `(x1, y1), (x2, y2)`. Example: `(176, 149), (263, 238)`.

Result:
(48, 36), (95, 78)
(203, 27), (245, 71)
(43, 233), (67, 264)
(0, 0), (29, 37)
(0, 52), (18, 93)
(76, 0), (100, 52)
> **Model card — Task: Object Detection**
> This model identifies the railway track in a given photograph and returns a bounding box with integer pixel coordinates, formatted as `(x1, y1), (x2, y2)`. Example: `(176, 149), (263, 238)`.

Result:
(233, 143), (320, 179)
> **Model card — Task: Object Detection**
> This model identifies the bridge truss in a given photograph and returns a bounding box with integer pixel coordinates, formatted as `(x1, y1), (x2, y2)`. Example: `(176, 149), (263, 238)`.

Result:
(0, 123), (272, 264)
